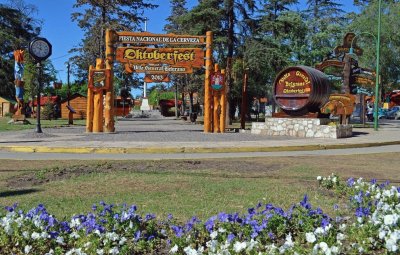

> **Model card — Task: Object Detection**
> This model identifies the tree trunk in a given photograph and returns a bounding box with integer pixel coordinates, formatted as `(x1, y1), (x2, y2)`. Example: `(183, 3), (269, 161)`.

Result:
(225, 0), (235, 126)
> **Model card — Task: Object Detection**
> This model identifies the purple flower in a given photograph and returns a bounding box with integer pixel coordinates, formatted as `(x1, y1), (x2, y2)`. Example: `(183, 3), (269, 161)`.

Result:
(218, 212), (229, 222)
(268, 232), (276, 240)
(205, 216), (216, 233)
(171, 225), (184, 237)
(321, 217), (330, 228)
(265, 204), (274, 210)
(347, 178), (355, 187)
(145, 213), (156, 221)
(227, 233), (235, 242)
(4, 203), (18, 212)
(300, 195), (311, 209)
(134, 230), (141, 241)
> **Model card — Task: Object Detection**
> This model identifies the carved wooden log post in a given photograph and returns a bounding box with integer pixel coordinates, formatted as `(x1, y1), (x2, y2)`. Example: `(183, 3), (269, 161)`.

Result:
(213, 64), (220, 133)
(86, 65), (94, 132)
(104, 29), (115, 132)
(220, 69), (226, 133)
(204, 31), (212, 133)
(92, 59), (104, 133)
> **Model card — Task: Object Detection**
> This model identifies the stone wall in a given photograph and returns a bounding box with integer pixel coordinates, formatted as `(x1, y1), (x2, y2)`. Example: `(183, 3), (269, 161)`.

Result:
(251, 118), (352, 139)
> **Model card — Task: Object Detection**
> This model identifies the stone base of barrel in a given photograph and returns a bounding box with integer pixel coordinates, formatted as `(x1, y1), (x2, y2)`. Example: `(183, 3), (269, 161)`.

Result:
(251, 117), (352, 139)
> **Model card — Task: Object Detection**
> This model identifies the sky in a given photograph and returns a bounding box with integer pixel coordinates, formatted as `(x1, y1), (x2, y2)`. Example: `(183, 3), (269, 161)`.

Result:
(1, 0), (357, 96)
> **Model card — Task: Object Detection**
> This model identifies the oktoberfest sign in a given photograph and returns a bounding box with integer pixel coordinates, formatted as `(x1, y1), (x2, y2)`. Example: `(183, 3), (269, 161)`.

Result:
(144, 74), (170, 83)
(116, 32), (205, 45)
(124, 63), (193, 74)
(116, 47), (204, 68)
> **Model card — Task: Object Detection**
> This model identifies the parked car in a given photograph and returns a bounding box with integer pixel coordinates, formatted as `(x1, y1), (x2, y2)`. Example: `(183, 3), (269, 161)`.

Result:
(385, 106), (400, 119)
(395, 110), (400, 120)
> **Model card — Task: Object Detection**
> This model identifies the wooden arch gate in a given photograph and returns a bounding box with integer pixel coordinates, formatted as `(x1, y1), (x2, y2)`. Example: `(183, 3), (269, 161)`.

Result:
(86, 29), (226, 133)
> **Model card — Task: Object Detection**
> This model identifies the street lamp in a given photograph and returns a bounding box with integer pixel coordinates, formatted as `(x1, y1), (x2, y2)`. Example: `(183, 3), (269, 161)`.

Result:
(349, 0), (382, 131)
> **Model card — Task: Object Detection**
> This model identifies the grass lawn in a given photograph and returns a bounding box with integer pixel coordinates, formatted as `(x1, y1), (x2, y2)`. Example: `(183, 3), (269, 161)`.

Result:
(0, 117), (85, 132)
(0, 154), (398, 222)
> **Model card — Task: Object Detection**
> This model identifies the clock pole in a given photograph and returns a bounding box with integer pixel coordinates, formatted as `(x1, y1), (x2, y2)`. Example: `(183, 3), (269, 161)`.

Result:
(28, 37), (52, 134)
(35, 62), (43, 133)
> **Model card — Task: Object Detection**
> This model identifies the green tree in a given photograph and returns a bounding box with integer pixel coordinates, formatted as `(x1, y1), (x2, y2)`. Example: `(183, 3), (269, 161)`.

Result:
(302, 0), (346, 65)
(349, 0), (400, 92)
(0, 0), (40, 99)
(70, 0), (158, 81)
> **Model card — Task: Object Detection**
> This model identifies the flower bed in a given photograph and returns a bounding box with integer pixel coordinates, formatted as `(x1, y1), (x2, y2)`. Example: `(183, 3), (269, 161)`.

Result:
(1, 174), (399, 254)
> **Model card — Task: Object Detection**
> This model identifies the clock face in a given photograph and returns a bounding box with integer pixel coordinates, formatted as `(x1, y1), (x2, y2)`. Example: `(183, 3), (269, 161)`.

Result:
(32, 40), (50, 57)
(29, 38), (52, 61)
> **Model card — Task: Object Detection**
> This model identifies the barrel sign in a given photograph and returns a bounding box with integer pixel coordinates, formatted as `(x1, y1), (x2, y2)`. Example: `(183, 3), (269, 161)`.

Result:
(144, 74), (170, 83)
(273, 66), (330, 115)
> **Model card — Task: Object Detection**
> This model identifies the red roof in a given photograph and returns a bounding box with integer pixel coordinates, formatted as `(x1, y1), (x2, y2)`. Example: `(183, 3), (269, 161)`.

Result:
(32, 96), (60, 107)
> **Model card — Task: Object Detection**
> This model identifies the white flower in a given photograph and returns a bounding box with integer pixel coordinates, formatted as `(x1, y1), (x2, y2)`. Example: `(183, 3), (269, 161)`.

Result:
(319, 242), (329, 253)
(210, 230), (218, 239)
(56, 236), (65, 245)
(306, 232), (316, 243)
(169, 244), (178, 254)
(233, 241), (247, 253)
(284, 233), (294, 248)
(247, 239), (258, 251)
(96, 249), (104, 255)
(106, 232), (119, 241)
(70, 218), (81, 228)
(44, 249), (54, 255)
(183, 246), (197, 255)
(31, 232), (40, 240)
(41, 231), (49, 239)
(379, 230), (387, 239)
(331, 246), (339, 254)
(384, 214), (398, 226)
(206, 240), (218, 252)
(218, 227), (226, 233)
(109, 247), (119, 254)
(119, 237), (127, 245)
(386, 237), (398, 252)
(336, 233), (346, 241)
(24, 245), (32, 254)
(70, 231), (80, 239)
(317, 176), (322, 181)
(22, 231), (29, 239)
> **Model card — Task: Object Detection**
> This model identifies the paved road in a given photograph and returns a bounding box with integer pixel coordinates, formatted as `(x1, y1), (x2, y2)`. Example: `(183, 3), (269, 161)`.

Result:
(1, 116), (400, 160)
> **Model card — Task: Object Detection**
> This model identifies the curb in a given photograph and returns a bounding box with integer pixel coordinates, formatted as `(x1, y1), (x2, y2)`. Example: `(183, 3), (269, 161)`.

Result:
(2, 140), (400, 154)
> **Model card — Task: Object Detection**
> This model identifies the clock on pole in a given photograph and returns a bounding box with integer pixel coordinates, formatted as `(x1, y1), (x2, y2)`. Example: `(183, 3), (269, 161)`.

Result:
(28, 37), (52, 62)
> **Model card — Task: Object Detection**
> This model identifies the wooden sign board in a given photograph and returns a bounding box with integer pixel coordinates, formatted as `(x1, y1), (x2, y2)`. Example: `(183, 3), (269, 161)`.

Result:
(315, 60), (344, 71)
(144, 74), (170, 83)
(116, 32), (205, 45)
(116, 47), (204, 68)
(125, 63), (194, 74)
(88, 69), (111, 92)
(352, 75), (375, 87)
(334, 32), (363, 56)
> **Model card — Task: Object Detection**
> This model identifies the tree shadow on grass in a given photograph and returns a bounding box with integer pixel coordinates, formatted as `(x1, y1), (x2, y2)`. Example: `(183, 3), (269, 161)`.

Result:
(0, 188), (40, 198)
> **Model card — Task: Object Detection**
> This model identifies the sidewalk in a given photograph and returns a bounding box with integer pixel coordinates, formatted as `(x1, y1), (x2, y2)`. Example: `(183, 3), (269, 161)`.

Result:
(0, 118), (399, 154)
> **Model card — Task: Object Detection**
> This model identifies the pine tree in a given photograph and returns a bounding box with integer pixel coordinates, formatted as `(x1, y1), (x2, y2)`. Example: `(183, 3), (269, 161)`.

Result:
(302, 0), (346, 65)
(70, 0), (158, 81)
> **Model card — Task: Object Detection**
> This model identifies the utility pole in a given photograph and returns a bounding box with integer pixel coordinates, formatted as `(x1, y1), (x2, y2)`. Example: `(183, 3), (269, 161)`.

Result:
(67, 62), (72, 124)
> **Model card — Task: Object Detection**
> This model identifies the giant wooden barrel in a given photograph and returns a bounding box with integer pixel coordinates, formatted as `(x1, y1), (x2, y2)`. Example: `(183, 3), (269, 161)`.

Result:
(273, 66), (330, 116)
